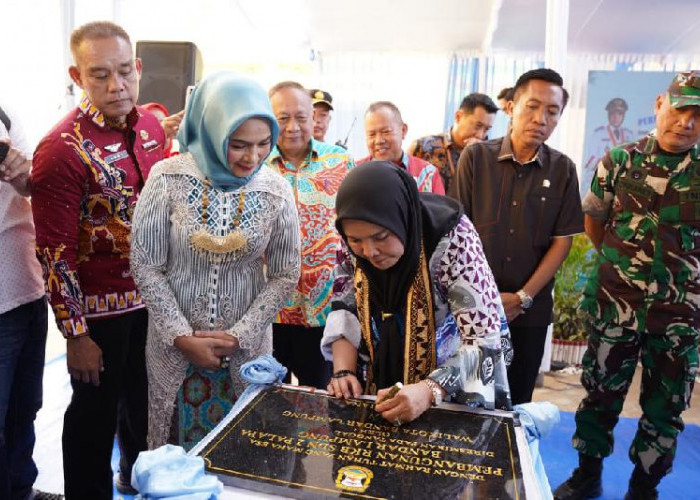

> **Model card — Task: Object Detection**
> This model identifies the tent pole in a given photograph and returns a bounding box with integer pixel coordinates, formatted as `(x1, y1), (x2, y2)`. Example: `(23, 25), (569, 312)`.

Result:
(60, 0), (75, 113)
(540, 0), (570, 376)
(544, 0), (569, 151)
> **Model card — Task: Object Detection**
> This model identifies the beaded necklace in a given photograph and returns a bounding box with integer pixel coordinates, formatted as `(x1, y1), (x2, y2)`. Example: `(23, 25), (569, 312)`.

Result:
(189, 179), (247, 253)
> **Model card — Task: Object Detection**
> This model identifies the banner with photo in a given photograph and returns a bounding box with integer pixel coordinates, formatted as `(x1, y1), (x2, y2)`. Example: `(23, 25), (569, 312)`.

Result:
(580, 70), (676, 196)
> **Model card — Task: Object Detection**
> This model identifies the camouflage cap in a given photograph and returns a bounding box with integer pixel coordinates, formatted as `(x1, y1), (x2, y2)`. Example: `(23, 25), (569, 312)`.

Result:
(309, 89), (334, 110)
(605, 97), (628, 112)
(667, 71), (700, 108)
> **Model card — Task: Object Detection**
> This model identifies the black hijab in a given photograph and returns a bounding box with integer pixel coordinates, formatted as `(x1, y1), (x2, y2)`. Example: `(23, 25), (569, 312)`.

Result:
(335, 162), (462, 388)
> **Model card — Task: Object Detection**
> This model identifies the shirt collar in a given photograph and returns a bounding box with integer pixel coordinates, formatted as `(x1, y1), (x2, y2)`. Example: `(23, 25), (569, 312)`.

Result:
(79, 96), (106, 128)
(309, 137), (321, 159)
(497, 134), (543, 168)
(367, 152), (409, 170)
(399, 151), (409, 169)
(639, 133), (700, 161)
(637, 135), (658, 155)
(79, 94), (138, 130)
(268, 138), (318, 167)
(448, 129), (468, 154)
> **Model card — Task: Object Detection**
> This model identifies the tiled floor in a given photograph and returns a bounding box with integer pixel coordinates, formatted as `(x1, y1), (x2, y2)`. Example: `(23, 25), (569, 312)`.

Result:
(533, 367), (700, 425)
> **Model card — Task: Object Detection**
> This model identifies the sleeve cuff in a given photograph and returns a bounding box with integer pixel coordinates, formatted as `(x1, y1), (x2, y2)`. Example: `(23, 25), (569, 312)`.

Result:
(320, 309), (362, 361)
(581, 190), (611, 220)
(59, 315), (89, 339)
(229, 324), (258, 352)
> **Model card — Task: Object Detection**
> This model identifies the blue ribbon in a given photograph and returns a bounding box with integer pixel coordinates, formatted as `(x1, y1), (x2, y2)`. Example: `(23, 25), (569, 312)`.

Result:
(218, 354), (289, 421)
(239, 354), (288, 385)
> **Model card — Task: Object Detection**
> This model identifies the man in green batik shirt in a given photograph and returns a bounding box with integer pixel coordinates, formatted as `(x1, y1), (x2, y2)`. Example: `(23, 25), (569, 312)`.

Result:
(554, 71), (700, 500)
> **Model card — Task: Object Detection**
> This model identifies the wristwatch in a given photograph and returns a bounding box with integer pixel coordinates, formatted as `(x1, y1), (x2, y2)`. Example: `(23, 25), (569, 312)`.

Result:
(422, 378), (443, 406)
(516, 289), (533, 309)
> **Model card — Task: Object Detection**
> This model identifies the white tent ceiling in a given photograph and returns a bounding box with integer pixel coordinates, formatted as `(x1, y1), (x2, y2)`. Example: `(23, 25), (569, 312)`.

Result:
(297, 0), (700, 55)
(305, 0), (496, 52)
(44, 0), (700, 68)
(4, 0), (699, 152)
(494, 0), (700, 54)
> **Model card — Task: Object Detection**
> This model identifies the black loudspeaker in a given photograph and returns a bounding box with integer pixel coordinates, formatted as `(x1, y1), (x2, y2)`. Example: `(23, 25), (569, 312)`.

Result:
(136, 41), (202, 114)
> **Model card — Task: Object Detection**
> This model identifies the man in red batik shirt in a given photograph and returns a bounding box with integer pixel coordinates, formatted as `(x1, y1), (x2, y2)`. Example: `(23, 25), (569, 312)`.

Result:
(31, 21), (165, 499)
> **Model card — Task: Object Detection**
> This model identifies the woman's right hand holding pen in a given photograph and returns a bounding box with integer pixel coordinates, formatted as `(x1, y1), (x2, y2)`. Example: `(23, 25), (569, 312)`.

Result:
(375, 382), (433, 425)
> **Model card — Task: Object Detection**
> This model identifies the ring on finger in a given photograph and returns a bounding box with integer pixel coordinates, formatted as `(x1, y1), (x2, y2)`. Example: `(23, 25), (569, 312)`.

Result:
(395, 417), (402, 426)
(220, 355), (231, 369)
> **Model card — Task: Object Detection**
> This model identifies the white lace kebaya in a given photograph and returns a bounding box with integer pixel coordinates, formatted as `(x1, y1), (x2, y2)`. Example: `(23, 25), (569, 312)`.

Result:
(131, 153), (300, 448)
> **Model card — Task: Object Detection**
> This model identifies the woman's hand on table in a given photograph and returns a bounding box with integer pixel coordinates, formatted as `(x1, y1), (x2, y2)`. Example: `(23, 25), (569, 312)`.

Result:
(327, 373), (363, 399)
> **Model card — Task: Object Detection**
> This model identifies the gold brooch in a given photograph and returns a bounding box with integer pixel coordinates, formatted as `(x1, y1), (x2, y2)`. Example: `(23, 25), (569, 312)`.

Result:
(190, 229), (247, 253)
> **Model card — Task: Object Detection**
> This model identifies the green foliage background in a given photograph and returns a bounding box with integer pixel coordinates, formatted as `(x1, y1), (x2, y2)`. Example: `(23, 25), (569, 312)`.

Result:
(553, 234), (596, 341)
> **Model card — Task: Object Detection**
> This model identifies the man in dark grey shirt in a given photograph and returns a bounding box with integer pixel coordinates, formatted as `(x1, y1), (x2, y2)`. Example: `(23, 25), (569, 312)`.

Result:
(449, 68), (584, 405)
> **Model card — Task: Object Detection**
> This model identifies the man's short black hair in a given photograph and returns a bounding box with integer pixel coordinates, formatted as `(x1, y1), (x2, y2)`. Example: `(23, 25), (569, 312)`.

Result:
(70, 21), (132, 62)
(459, 93), (499, 115)
(512, 68), (569, 109)
(497, 87), (514, 101)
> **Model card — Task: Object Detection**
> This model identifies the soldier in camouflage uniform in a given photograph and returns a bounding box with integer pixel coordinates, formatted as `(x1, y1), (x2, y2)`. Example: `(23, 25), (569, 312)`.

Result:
(554, 71), (700, 500)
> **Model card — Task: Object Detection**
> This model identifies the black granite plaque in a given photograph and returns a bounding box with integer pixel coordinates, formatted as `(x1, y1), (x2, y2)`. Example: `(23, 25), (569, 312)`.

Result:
(196, 386), (527, 499)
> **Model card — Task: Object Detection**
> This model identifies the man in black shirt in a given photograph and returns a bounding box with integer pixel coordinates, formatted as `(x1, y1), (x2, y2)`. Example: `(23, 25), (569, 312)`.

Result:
(449, 68), (584, 404)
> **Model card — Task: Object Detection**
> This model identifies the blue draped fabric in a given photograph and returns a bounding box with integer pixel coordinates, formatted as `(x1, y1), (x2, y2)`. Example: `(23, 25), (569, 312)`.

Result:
(443, 55), (480, 131)
(131, 445), (223, 499)
(442, 54), (545, 136)
(515, 402), (560, 500)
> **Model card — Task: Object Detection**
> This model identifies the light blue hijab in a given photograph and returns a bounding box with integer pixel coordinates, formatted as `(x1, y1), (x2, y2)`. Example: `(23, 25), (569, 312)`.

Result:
(177, 72), (279, 191)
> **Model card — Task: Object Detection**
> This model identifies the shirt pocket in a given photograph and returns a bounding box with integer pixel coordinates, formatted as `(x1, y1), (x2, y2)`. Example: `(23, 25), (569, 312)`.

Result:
(610, 181), (655, 242)
(529, 187), (562, 247)
(138, 142), (164, 172)
(677, 199), (700, 252)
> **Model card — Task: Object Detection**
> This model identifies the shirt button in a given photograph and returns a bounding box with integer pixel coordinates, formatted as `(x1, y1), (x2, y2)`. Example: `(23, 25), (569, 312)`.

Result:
(517, 173), (523, 179)
(506, 256), (512, 262)
(509, 229), (515, 235)
(512, 200), (519, 207)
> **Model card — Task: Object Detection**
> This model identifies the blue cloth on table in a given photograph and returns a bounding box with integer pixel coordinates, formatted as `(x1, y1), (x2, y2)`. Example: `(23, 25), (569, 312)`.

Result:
(131, 444), (223, 499)
(208, 354), (288, 425)
(239, 354), (288, 385)
(514, 401), (560, 500)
